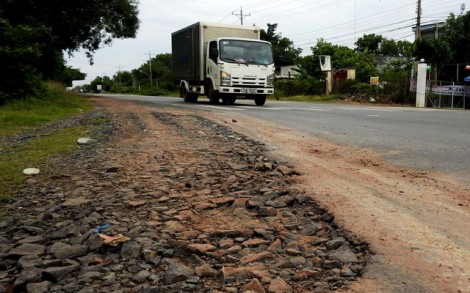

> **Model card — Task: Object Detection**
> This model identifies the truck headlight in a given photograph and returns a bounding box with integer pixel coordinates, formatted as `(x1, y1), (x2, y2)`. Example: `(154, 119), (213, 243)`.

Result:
(267, 73), (275, 87)
(221, 71), (231, 86)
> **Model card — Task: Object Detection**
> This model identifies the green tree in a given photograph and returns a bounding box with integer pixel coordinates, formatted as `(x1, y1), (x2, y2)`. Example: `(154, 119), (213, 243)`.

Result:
(379, 38), (414, 57)
(413, 37), (451, 68)
(104, 53), (176, 94)
(409, 11), (470, 75)
(261, 23), (302, 66)
(152, 53), (175, 91)
(59, 67), (86, 87)
(298, 38), (336, 79)
(90, 75), (113, 93)
(379, 38), (399, 56)
(132, 53), (175, 91)
(0, 19), (47, 103)
(442, 11), (470, 64)
(355, 34), (384, 53)
(115, 71), (134, 88)
(296, 55), (321, 79)
(0, 0), (139, 103)
(396, 40), (414, 58)
(380, 57), (414, 104)
(308, 38), (378, 82)
(2, 0), (139, 64)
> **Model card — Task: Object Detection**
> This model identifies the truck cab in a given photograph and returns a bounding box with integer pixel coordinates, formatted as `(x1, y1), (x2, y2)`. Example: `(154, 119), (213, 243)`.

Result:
(205, 38), (275, 105)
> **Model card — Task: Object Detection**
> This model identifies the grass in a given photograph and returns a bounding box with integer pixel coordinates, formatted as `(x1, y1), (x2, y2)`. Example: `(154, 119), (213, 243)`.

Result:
(0, 82), (93, 200)
(274, 94), (339, 103)
(0, 127), (90, 200)
(0, 82), (91, 136)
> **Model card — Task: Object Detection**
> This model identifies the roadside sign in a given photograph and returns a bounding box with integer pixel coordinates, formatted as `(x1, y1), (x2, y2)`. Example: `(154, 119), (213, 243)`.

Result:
(370, 77), (379, 86)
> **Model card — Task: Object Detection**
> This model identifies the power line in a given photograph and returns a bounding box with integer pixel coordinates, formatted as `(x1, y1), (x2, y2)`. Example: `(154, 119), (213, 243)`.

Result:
(218, 12), (233, 23)
(296, 1), (465, 48)
(290, 4), (415, 38)
(243, 0), (278, 10)
(292, 13), (417, 47)
(232, 0), (464, 48)
(295, 18), (416, 48)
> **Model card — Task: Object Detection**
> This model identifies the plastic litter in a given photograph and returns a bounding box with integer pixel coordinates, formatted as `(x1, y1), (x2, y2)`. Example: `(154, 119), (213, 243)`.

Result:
(77, 137), (97, 145)
(92, 224), (110, 234)
(23, 168), (40, 175)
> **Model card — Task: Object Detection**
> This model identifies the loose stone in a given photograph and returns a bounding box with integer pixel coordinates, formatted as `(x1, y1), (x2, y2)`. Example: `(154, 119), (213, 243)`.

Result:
(0, 110), (370, 292)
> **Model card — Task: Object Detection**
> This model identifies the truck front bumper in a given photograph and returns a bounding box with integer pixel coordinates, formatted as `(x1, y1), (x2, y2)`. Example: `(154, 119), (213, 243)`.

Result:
(218, 87), (274, 95)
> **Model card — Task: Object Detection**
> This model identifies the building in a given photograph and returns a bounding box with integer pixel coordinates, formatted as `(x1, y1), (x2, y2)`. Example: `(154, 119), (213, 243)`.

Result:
(275, 65), (300, 79)
(412, 22), (445, 39)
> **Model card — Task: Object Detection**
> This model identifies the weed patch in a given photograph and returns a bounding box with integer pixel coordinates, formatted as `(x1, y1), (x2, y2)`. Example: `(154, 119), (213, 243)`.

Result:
(0, 82), (91, 136)
(0, 82), (93, 200)
(0, 126), (89, 200)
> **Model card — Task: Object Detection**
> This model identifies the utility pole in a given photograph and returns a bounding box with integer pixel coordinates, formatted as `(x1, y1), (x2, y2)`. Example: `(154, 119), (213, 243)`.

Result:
(117, 65), (122, 87)
(232, 7), (250, 25)
(415, 0), (422, 39)
(146, 52), (153, 86)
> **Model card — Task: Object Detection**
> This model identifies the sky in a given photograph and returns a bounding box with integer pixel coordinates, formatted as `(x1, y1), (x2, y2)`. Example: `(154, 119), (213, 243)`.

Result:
(67, 0), (469, 87)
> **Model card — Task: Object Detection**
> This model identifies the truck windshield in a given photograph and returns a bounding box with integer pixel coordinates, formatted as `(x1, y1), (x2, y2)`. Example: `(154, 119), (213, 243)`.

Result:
(219, 40), (273, 65)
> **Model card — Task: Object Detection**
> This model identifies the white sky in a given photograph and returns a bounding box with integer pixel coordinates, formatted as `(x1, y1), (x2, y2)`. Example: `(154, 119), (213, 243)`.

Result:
(67, 0), (468, 86)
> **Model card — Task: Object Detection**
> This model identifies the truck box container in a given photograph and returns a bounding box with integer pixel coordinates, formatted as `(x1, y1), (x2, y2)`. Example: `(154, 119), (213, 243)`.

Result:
(172, 22), (260, 82)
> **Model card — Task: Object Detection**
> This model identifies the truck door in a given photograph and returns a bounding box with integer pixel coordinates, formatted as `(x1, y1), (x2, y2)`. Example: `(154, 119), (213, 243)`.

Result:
(207, 41), (220, 87)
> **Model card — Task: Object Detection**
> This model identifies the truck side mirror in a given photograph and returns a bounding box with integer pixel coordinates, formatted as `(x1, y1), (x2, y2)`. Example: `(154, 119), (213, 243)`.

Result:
(210, 48), (219, 60)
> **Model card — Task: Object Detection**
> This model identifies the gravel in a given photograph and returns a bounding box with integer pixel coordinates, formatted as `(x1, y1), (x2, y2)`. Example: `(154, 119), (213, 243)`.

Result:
(0, 107), (371, 292)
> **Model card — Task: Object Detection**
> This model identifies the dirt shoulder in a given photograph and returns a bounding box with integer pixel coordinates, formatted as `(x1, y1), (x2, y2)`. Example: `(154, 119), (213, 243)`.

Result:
(206, 108), (470, 293)
(0, 97), (371, 293)
(1, 96), (468, 292)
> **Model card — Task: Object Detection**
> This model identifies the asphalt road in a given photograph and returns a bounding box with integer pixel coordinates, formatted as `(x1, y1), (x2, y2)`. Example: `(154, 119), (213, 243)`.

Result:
(95, 94), (470, 184)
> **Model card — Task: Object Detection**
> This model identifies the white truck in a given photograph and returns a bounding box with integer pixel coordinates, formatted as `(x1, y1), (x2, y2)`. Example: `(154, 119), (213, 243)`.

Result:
(172, 22), (275, 106)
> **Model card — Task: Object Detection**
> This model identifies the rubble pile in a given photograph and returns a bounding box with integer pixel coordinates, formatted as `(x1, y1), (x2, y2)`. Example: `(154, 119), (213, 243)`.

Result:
(0, 110), (370, 292)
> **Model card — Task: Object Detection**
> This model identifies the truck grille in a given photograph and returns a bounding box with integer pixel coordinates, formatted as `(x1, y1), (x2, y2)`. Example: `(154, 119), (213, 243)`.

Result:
(232, 77), (266, 86)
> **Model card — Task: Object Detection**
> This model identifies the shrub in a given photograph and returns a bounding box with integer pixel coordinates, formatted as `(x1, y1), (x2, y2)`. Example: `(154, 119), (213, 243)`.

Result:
(380, 71), (413, 104)
(275, 78), (324, 98)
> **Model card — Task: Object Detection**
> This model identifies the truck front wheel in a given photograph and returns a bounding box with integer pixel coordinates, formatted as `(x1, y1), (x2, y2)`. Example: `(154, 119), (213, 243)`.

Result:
(207, 82), (219, 105)
(254, 95), (266, 106)
(180, 84), (198, 103)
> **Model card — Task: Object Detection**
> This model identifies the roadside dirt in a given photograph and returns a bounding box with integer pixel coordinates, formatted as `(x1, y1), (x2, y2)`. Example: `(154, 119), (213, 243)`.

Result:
(0, 98), (470, 293)
(97, 97), (470, 292)
(206, 108), (470, 293)
(0, 97), (370, 293)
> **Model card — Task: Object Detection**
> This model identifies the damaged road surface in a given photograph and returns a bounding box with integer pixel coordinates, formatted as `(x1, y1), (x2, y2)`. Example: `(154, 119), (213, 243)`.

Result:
(2, 96), (469, 293)
(0, 98), (371, 292)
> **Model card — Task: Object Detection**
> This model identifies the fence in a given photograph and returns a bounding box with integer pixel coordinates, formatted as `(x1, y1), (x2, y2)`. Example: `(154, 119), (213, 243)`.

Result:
(410, 80), (470, 109)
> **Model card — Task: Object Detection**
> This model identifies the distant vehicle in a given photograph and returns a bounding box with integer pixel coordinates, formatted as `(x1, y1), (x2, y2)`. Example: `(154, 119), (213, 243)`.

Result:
(172, 22), (275, 106)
